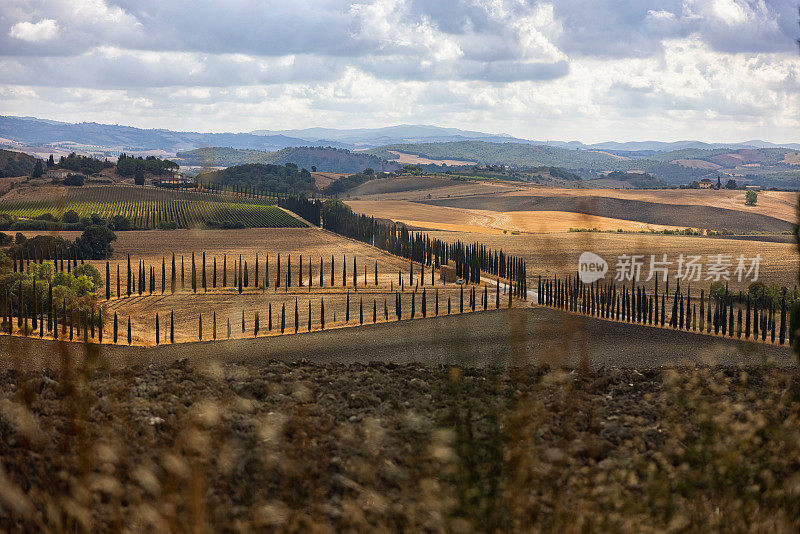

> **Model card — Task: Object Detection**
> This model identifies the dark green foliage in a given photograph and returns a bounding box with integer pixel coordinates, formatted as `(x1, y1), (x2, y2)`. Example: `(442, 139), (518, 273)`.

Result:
(201, 163), (315, 195)
(116, 153), (178, 177)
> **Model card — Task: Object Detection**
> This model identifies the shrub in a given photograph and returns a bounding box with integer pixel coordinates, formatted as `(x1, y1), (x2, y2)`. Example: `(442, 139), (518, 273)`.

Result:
(63, 173), (85, 186)
(745, 190), (758, 205)
(63, 210), (79, 223)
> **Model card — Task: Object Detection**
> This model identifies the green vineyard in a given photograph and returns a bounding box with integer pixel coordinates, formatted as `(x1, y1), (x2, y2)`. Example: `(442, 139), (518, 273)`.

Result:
(0, 186), (305, 229)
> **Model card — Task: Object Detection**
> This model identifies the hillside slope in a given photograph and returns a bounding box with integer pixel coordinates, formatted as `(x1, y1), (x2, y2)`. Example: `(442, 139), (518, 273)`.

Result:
(177, 146), (398, 173)
(0, 149), (37, 177)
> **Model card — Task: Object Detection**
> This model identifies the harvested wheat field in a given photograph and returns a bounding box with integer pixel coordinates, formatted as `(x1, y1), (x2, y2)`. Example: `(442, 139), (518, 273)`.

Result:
(422, 194), (792, 233)
(347, 200), (692, 234)
(348, 175), (525, 200)
(501, 188), (799, 223)
(424, 230), (798, 292)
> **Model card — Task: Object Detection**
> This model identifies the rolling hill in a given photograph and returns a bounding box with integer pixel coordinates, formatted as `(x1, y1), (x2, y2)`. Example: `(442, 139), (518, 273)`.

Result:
(366, 141), (800, 188)
(176, 146), (398, 173)
(0, 149), (38, 177)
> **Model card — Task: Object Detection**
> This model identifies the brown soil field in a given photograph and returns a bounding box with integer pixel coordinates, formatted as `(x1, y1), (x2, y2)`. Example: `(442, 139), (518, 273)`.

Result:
(671, 158), (723, 169)
(781, 151), (800, 165)
(501, 188), (798, 223)
(387, 150), (477, 166)
(422, 194), (793, 233)
(311, 171), (348, 190)
(424, 230), (798, 292)
(348, 176), (524, 200)
(99, 284), (479, 346)
(0, 308), (792, 373)
(3, 357), (800, 531)
(347, 200), (691, 234)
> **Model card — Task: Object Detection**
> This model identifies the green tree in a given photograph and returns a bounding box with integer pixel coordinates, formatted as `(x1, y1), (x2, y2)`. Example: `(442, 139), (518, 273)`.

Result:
(745, 190), (758, 206)
(32, 160), (44, 178)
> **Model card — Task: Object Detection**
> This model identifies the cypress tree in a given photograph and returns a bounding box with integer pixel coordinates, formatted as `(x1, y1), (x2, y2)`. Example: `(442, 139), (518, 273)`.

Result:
(320, 299), (324, 330)
(496, 279), (500, 308)
(266, 254), (270, 288)
(127, 316), (132, 345)
(116, 265), (120, 298)
(202, 252), (207, 292)
(255, 311), (260, 336)
(422, 288), (427, 317)
(276, 253), (281, 288)
(448, 296), (451, 315)
(375, 261), (378, 286)
(156, 314), (160, 345)
(320, 257), (324, 287)
(213, 312), (217, 340)
(411, 291), (415, 319)
(192, 252), (197, 293)
(395, 291), (400, 319)
(281, 303), (285, 333)
(162, 257), (165, 294)
(227, 317), (231, 338)
(213, 257), (217, 288)
(106, 261), (110, 300)
(435, 288), (439, 316)
(170, 310), (174, 343)
(181, 256), (185, 290)
(223, 254), (227, 287)
(460, 284), (464, 313)
(745, 296), (751, 339)
(199, 314), (203, 340)
(471, 286), (476, 312)
(737, 308), (743, 338)
(238, 260), (244, 294)
(113, 312), (118, 343)
(769, 305), (775, 343)
(346, 291), (350, 322)
(127, 254), (132, 296)
(343, 255), (347, 286)
(242, 309), (245, 332)
(286, 254), (290, 288)
(255, 253), (259, 288)
(331, 255), (335, 286)
(299, 254), (303, 286)
(171, 253), (176, 294)
(360, 297), (363, 325)
(353, 256), (357, 289)
(729, 303), (734, 338)
(244, 261), (248, 289)
(47, 283), (53, 333)
(384, 298), (388, 321)
(308, 300), (312, 331)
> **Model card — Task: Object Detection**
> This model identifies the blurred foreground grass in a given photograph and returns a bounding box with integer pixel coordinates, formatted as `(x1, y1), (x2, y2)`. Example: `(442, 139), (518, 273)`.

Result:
(1, 357), (799, 532)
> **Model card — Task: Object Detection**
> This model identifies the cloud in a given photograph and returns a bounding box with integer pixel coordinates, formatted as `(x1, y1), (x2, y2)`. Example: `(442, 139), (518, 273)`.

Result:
(0, 0), (798, 143)
(8, 19), (59, 42)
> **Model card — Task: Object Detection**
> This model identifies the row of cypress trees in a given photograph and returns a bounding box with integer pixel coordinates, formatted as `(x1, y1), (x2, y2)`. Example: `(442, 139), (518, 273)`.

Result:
(320, 201), (527, 284)
(104, 250), (486, 300)
(537, 273), (794, 346)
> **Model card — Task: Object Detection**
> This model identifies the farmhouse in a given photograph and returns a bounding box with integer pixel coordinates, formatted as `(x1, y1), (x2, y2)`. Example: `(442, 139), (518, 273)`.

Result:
(698, 178), (714, 189)
(46, 168), (70, 180)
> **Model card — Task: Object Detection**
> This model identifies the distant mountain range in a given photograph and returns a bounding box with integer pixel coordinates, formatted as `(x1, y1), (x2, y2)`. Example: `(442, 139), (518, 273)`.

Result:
(0, 115), (346, 153)
(2, 115), (798, 154)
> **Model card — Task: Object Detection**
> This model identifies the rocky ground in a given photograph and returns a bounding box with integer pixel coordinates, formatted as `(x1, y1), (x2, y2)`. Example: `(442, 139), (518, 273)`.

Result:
(2, 358), (800, 532)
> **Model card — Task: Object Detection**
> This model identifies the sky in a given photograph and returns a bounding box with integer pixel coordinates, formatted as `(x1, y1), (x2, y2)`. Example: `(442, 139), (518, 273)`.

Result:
(0, 0), (798, 143)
